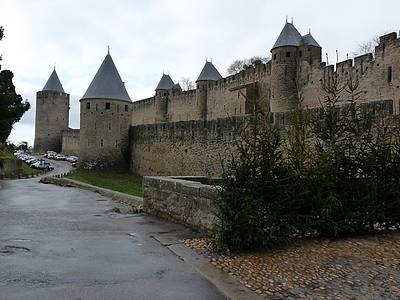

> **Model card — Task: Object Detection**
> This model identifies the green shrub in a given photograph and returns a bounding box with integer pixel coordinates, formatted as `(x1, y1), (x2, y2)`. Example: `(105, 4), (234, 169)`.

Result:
(215, 74), (400, 251)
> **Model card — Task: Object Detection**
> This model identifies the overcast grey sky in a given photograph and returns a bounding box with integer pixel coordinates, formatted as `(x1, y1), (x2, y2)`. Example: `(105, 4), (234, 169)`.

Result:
(1, 0), (399, 145)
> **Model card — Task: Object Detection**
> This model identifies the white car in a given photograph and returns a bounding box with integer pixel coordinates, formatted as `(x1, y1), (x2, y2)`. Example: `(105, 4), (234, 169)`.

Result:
(66, 156), (78, 163)
(54, 154), (66, 161)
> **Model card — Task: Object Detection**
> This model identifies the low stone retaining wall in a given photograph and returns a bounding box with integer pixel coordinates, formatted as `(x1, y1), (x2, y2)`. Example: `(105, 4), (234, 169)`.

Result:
(40, 176), (143, 211)
(0, 158), (22, 178)
(143, 176), (219, 233)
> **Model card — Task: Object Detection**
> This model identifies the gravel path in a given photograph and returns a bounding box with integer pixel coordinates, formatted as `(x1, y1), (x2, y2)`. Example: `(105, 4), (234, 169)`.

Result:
(183, 233), (400, 299)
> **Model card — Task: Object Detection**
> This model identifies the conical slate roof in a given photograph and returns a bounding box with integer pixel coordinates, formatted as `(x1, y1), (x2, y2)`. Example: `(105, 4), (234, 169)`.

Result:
(172, 83), (182, 91)
(302, 33), (321, 48)
(82, 53), (131, 102)
(272, 22), (303, 50)
(155, 74), (175, 90)
(42, 69), (64, 93)
(196, 61), (223, 82)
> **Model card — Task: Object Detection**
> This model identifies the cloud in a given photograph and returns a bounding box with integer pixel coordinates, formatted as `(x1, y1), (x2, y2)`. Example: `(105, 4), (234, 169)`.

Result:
(1, 0), (399, 144)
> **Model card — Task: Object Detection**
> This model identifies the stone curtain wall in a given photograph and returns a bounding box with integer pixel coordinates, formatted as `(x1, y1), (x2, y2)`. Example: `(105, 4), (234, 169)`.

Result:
(61, 129), (80, 155)
(143, 176), (218, 232)
(130, 99), (393, 177)
(130, 117), (248, 176)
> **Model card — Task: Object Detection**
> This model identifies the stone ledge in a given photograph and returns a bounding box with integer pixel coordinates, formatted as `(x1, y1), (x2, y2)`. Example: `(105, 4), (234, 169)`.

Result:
(40, 176), (143, 210)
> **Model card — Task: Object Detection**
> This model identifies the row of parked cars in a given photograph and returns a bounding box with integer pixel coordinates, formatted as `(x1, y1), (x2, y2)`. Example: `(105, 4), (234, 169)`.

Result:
(14, 151), (54, 171)
(44, 151), (78, 167)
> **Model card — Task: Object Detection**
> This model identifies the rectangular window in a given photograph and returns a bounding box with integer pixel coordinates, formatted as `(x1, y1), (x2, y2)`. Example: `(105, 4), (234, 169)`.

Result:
(388, 66), (393, 83)
(125, 105), (128, 112)
(100, 139), (104, 147)
(86, 102), (90, 109)
(273, 54), (277, 60)
(105, 102), (110, 110)
(286, 52), (290, 58)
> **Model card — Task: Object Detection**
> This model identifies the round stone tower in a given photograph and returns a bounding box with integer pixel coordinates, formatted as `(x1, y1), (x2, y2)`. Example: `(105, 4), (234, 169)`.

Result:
(34, 69), (69, 153)
(196, 61), (223, 121)
(270, 22), (303, 112)
(79, 51), (132, 168)
(154, 74), (175, 122)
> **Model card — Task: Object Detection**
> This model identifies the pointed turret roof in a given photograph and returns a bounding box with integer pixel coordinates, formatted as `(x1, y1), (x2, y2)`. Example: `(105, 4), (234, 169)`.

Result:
(272, 22), (303, 50)
(196, 61), (223, 82)
(155, 74), (175, 90)
(82, 53), (131, 102)
(302, 33), (321, 48)
(172, 83), (182, 91)
(42, 69), (64, 93)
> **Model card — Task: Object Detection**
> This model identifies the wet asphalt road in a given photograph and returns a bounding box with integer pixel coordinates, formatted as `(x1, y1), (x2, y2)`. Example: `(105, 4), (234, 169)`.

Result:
(0, 162), (224, 300)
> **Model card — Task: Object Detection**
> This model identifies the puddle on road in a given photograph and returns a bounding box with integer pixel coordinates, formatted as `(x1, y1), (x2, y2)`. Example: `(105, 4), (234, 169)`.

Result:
(0, 245), (31, 255)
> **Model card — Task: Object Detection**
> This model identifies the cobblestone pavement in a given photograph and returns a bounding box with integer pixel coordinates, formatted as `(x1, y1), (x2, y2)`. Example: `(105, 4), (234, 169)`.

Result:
(183, 233), (400, 299)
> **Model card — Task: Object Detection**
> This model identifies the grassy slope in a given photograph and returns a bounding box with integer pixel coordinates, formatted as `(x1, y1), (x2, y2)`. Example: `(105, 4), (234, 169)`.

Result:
(21, 162), (40, 176)
(67, 169), (143, 197)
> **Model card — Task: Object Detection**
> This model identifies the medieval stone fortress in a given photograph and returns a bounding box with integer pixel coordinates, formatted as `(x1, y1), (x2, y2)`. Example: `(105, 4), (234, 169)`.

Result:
(34, 21), (400, 176)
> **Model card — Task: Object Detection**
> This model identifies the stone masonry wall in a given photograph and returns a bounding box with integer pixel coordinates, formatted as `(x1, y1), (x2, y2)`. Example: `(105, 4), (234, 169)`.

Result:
(130, 117), (248, 176)
(130, 100), (392, 177)
(34, 91), (70, 153)
(143, 176), (218, 232)
(61, 129), (80, 155)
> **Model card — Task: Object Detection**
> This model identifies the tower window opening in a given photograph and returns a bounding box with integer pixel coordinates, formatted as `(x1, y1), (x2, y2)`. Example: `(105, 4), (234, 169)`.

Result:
(286, 52), (290, 58)
(299, 51), (302, 57)
(125, 105), (128, 112)
(105, 102), (111, 110)
(115, 140), (118, 148)
(86, 102), (90, 109)
(388, 66), (393, 83)
(273, 54), (277, 60)
(100, 139), (104, 147)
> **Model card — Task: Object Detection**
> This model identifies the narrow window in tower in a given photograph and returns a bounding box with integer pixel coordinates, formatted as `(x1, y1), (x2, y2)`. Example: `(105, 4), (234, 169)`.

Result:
(105, 102), (110, 110)
(299, 51), (302, 57)
(125, 105), (128, 112)
(86, 102), (90, 109)
(388, 66), (393, 83)
(273, 54), (277, 60)
(100, 139), (104, 147)
(115, 141), (118, 148)
(286, 52), (290, 58)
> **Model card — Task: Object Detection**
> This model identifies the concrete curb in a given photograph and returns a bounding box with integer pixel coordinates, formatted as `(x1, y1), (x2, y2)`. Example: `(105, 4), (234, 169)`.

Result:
(150, 233), (263, 300)
(168, 243), (264, 300)
(40, 176), (143, 210)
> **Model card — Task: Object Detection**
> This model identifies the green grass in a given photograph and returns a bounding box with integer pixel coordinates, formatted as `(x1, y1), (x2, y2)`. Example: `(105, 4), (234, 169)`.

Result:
(66, 169), (143, 197)
(21, 162), (40, 176)
(0, 149), (13, 159)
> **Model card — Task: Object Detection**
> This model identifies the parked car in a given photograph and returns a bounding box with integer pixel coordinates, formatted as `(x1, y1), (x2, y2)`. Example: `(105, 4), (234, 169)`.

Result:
(66, 156), (78, 163)
(44, 151), (57, 158)
(54, 154), (66, 161)
(47, 153), (56, 159)
(32, 160), (54, 171)
(25, 158), (38, 165)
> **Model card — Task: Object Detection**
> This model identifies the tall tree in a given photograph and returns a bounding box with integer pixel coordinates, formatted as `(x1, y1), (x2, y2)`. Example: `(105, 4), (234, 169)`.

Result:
(0, 26), (30, 143)
(226, 56), (270, 75)
(180, 77), (195, 91)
